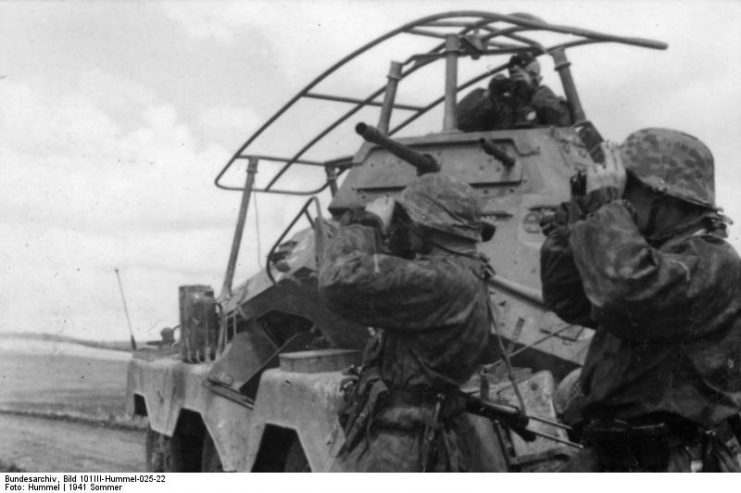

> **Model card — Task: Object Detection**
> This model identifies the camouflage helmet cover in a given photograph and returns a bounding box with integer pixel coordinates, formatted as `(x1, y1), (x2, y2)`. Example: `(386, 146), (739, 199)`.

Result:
(620, 128), (715, 208)
(396, 174), (494, 241)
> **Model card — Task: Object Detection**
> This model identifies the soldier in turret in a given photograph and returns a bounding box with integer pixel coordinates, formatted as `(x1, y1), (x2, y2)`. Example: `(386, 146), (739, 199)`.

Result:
(457, 53), (572, 132)
(318, 174), (501, 472)
(540, 129), (741, 471)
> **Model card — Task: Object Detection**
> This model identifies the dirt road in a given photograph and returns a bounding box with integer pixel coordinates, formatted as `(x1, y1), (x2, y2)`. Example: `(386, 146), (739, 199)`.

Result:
(0, 412), (146, 472)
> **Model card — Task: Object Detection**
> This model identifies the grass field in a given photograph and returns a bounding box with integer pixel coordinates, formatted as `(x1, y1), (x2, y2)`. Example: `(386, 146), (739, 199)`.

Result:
(0, 337), (145, 429)
(0, 459), (23, 472)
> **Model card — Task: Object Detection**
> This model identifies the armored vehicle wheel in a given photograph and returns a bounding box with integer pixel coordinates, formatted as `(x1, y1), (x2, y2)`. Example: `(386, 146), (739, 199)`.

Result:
(145, 425), (203, 471)
(145, 426), (171, 472)
(283, 440), (310, 472)
(201, 433), (224, 472)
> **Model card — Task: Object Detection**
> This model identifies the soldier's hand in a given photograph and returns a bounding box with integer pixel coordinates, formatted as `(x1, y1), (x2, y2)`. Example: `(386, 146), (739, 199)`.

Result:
(585, 141), (627, 195)
(364, 196), (396, 234)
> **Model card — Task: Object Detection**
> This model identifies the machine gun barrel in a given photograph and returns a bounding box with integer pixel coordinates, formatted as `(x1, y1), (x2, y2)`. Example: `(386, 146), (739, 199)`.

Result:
(479, 138), (516, 168)
(355, 122), (441, 175)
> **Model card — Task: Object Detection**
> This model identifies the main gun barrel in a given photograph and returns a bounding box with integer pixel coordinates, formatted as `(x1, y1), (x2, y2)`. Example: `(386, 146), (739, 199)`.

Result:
(355, 122), (441, 175)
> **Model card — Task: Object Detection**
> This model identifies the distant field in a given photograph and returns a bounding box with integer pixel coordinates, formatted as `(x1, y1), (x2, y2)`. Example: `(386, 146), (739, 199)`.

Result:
(0, 459), (23, 472)
(0, 337), (145, 428)
(0, 331), (135, 352)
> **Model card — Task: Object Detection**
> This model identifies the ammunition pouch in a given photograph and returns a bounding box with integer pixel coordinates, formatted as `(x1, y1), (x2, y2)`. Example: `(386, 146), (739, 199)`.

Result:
(335, 334), (469, 470)
(336, 370), (468, 470)
(376, 389), (468, 471)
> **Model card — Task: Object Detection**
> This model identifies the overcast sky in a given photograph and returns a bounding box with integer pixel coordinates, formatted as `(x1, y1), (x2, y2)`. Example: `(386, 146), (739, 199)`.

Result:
(1, 0), (740, 343)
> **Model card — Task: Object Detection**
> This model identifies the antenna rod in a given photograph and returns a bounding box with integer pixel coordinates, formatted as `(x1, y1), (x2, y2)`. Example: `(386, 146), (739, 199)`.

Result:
(221, 157), (259, 298)
(114, 268), (137, 350)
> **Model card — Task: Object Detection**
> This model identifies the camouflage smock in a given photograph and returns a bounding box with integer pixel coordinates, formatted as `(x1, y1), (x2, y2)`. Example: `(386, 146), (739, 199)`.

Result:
(318, 221), (492, 391)
(540, 187), (741, 429)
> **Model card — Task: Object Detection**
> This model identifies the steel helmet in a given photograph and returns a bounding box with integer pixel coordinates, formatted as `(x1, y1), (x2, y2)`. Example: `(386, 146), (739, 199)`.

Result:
(396, 174), (495, 241)
(620, 128), (715, 208)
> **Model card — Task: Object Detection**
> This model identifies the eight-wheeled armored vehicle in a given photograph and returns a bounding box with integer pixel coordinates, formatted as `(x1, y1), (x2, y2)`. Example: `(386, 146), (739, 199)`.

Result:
(125, 11), (667, 472)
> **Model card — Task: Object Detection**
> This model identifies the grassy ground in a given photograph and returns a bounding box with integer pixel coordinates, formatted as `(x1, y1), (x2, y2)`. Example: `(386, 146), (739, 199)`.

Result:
(0, 459), (24, 472)
(0, 342), (145, 429)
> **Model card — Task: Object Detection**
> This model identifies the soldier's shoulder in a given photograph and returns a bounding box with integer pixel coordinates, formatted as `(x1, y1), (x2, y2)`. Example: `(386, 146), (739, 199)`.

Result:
(679, 231), (741, 267)
(533, 84), (558, 97)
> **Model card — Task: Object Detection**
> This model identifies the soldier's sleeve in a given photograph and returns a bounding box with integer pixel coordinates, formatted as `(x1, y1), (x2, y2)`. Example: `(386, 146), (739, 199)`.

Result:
(318, 224), (481, 332)
(569, 199), (740, 340)
(541, 226), (597, 328)
(540, 200), (598, 328)
(456, 88), (492, 132)
(531, 86), (572, 126)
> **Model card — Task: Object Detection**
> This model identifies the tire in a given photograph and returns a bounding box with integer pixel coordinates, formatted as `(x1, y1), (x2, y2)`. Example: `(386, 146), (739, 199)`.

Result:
(145, 425), (202, 472)
(283, 439), (310, 472)
(145, 426), (171, 472)
(201, 433), (224, 472)
(169, 431), (203, 471)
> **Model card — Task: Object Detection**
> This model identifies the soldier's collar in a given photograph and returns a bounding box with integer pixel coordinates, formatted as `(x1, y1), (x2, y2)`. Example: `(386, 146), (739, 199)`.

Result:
(647, 211), (720, 247)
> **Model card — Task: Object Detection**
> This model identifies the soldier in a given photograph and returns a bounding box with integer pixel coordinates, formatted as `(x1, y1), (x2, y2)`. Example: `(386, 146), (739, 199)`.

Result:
(540, 128), (741, 471)
(457, 53), (572, 132)
(318, 174), (501, 472)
